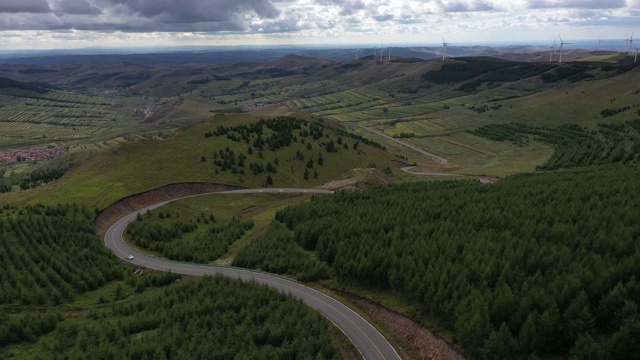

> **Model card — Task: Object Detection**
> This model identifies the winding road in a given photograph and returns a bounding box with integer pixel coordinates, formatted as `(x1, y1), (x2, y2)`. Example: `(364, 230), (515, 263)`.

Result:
(104, 188), (401, 360)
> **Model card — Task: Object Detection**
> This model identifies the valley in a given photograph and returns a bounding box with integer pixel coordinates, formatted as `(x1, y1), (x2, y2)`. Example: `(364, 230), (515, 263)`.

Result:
(1, 47), (640, 360)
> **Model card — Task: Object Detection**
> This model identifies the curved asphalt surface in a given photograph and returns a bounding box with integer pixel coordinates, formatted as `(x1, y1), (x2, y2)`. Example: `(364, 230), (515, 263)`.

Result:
(105, 188), (401, 360)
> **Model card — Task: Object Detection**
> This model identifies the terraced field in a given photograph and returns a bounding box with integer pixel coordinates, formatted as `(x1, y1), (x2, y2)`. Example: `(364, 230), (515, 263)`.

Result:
(0, 91), (153, 150)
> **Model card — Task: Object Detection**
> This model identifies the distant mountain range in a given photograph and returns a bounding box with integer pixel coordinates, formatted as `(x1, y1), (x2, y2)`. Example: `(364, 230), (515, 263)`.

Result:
(0, 40), (632, 66)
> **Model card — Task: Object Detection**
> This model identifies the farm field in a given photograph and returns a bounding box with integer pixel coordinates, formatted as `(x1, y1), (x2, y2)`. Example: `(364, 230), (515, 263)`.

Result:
(0, 90), (169, 151)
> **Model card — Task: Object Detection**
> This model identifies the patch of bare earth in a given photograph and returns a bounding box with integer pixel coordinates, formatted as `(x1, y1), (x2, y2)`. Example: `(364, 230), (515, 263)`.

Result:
(325, 288), (466, 360)
(475, 175), (500, 184)
(250, 104), (310, 118)
(319, 168), (394, 191)
(392, 160), (461, 174)
(95, 182), (242, 236)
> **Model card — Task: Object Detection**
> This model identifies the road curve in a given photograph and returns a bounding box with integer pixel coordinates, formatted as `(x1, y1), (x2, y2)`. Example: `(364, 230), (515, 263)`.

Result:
(104, 188), (401, 360)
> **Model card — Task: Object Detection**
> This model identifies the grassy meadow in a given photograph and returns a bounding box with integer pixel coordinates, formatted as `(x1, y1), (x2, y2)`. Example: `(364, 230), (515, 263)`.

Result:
(3, 112), (399, 210)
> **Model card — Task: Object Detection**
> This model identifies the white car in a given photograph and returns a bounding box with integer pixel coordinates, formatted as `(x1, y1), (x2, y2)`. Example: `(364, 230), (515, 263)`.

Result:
(125, 254), (134, 260)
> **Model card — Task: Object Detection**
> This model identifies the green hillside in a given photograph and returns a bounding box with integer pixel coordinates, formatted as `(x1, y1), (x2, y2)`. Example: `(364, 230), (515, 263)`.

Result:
(3, 53), (640, 360)
(4, 113), (399, 209)
(3, 56), (639, 176)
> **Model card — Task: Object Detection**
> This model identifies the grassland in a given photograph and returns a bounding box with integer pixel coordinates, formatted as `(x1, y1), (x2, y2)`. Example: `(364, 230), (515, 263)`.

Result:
(267, 59), (640, 176)
(3, 54), (640, 195)
(2, 112), (399, 209)
(183, 58), (638, 176)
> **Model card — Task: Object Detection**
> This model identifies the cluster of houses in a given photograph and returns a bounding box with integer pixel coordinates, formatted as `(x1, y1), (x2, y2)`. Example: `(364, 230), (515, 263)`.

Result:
(244, 102), (272, 111)
(134, 107), (156, 117)
(0, 145), (68, 165)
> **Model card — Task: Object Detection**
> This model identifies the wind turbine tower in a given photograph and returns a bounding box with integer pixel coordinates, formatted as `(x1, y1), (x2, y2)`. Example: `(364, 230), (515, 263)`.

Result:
(355, 48), (360, 60)
(629, 33), (634, 55)
(625, 34), (630, 53)
(549, 40), (556, 62)
(442, 37), (449, 60)
(558, 35), (571, 63)
(635, 46), (639, 63)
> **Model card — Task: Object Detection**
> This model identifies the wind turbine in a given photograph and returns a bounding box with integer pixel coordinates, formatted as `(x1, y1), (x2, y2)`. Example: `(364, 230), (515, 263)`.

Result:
(355, 48), (360, 60)
(635, 46), (639, 63)
(629, 33), (634, 55)
(549, 39), (556, 62)
(441, 37), (449, 60)
(624, 34), (630, 53)
(558, 35), (571, 63)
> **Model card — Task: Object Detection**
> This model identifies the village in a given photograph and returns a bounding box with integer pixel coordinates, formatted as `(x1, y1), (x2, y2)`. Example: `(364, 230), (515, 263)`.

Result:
(0, 145), (68, 165)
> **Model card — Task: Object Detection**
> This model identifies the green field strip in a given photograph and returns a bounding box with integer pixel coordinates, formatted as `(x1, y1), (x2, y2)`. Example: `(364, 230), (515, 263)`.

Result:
(403, 118), (453, 135)
(311, 101), (383, 116)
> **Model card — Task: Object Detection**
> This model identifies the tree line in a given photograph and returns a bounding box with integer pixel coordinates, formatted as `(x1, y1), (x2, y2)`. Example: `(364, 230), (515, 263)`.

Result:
(469, 121), (640, 170)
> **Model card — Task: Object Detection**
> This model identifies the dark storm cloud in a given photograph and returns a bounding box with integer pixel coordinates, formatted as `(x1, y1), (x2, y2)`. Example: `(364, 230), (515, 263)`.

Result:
(56, 0), (102, 15)
(103, 0), (280, 23)
(527, 0), (627, 9)
(0, 0), (283, 32)
(436, 0), (494, 12)
(0, 0), (51, 13)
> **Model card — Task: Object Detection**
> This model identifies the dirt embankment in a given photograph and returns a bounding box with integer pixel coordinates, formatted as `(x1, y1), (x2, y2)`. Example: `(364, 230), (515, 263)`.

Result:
(328, 288), (466, 360)
(95, 182), (242, 236)
(319, 168), (394, 191)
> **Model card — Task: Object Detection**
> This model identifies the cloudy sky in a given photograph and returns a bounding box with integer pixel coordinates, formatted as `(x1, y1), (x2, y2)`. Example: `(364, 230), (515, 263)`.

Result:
(0, 0), (638, 50)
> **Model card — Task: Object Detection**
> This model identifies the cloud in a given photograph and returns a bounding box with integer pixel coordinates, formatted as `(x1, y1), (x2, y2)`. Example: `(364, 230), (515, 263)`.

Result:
(436, 0), (495, 12)
(315, 0), (366, 16)
(55, 0), (101, 15)
(102, 0), (279, 23)
(527, 0), (627, 9)
(372, 14), (393, 22)
(0, 0), (51, 13)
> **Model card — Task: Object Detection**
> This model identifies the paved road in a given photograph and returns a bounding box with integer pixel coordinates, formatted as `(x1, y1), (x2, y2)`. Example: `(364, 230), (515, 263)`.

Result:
(104, 188), (401, 360)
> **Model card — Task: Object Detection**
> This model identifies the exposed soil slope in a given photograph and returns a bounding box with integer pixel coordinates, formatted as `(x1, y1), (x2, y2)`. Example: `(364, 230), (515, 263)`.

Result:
(95, 182), (241, 235)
